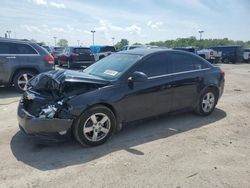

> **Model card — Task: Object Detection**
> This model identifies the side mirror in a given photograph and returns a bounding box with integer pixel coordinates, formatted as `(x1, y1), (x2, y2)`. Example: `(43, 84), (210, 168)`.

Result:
(128, 71), (148, 82)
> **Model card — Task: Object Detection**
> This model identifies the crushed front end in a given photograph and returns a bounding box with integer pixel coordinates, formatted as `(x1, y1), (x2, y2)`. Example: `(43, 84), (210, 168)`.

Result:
(17, 69), (108, 140)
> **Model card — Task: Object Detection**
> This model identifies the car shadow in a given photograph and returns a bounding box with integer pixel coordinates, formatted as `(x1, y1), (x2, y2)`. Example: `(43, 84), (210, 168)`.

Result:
(11, 108), (226, 171)
(0, 86), (21, 100)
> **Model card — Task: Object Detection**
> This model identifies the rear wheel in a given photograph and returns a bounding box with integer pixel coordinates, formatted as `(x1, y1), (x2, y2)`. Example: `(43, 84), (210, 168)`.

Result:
(67, 60), (72, 69)
(73, 105), (116, 146)
(195, 88), (218, 116)
(13, 70), (35, 92)
(58, 60), (62, 67)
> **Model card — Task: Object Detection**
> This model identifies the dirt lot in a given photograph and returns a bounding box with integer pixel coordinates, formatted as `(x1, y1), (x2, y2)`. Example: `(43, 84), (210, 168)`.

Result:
(0, 64), (250, 188)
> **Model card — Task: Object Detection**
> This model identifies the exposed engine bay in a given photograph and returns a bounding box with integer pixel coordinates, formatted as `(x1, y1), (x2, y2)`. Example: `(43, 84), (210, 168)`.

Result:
(22, 69), (108, 120)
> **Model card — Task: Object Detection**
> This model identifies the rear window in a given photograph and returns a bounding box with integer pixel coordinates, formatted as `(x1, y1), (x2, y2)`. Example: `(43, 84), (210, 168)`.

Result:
(0, 42), (37, 54)
(54, 47), (64, 52)
(74, 48), (91, 54)
(100, 46), (116, 52)
(171, 53), (209, 73)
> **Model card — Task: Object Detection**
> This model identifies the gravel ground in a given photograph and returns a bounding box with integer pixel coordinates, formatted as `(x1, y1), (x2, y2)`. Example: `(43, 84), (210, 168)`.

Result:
(0, 64), (250, 188)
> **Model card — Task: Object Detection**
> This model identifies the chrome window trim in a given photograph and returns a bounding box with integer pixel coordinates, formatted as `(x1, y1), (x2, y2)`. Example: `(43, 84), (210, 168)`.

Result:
(0, 41), (40, 56)
(0, 54), (40, 56)
(148, 68), (211, 80)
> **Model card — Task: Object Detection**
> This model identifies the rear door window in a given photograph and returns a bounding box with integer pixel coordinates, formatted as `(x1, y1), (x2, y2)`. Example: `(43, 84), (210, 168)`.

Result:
(0, 42), (11, 54)
(0, 42), (37, 55)
(15, 43), (37, 54)
(135, 53), (171, 77)
(171, 53), (208, 73)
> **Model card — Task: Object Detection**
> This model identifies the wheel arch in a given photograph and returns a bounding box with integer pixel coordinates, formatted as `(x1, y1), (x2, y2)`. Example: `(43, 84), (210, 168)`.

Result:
(75, 102), (122, 132)
(10, 68), (39, 84)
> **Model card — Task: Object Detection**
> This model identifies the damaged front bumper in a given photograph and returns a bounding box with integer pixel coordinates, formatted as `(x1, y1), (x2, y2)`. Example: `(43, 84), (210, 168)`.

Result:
(17, 102), (73, 135)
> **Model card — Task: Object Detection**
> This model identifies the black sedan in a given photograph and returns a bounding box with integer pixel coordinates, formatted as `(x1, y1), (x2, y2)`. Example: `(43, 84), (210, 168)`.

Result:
(17, 49), (225, 146)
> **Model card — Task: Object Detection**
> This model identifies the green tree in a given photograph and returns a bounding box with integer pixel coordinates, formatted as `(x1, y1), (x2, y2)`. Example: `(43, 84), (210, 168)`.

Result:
(114, 39), (129, 50)
(57, 39), (68, 47)
(30, 39), (37, 43)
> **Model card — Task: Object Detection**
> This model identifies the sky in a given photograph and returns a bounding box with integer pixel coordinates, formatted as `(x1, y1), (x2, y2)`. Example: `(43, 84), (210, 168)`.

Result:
(0, 0), (249, 46)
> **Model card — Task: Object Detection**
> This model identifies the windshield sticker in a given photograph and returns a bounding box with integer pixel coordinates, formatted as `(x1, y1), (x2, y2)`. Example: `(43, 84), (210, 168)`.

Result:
(104, 69), (118, 76)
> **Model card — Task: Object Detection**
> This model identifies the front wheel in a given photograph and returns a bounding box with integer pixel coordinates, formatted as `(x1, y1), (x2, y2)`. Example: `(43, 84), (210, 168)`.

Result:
(195, 88), (218, 116)
(73, 106), (116, 146)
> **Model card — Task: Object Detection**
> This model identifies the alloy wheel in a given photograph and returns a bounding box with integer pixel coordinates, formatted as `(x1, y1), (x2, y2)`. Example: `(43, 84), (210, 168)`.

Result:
(202, 92), (215, 113)
(83, 113), (111, 142)
(17, 73), (34, 91)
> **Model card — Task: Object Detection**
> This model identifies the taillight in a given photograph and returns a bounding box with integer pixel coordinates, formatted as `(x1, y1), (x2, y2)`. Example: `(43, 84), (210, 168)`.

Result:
(45, 55), (54, 64)
(221, 70), (225, 79)
(210, 51), (214, 56)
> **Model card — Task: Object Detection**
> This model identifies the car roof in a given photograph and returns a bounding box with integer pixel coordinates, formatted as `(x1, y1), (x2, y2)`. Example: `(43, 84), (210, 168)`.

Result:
(69, 46), (90, 49)
(0, 38), (34, 44)
(117, 48), (175, 56)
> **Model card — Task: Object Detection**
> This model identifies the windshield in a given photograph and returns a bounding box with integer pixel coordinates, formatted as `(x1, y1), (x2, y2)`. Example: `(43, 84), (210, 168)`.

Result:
(84, 53), (142, 80)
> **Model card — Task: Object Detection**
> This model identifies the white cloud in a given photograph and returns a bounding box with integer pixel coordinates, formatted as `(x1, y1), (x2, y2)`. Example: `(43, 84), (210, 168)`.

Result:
(21, 25), (44, 33)
(49, 2), (65, 8)
(30, 0), (65, 9)
(125, 25), (141, 35)
(147, 21), (164, 30)
(32, 0), (47, 5)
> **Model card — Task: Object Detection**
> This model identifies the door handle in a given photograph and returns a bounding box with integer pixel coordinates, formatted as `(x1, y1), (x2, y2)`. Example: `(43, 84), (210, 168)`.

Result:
(161, 84), (171, 90)
(196, 77), (202, 81)
(166, 84), (172, 89)
(6, 56), (16, 59)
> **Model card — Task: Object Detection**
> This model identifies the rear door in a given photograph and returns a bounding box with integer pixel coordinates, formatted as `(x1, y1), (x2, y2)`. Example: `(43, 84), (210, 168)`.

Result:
(169, 52), (208, 111)
(121, 53), (173, 121)
(73, 48), (93, 61)
(0, 42), (19, 84)
(14, 43), (40, 69)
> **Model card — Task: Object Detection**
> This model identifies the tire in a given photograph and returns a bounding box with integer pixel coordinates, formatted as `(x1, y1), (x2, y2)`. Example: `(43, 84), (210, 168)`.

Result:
(195, 88), (218, 116)
(13, 70), (36, 92)
(73, 105), (116, 147)
(223, 58), (229, 64)
(67, 60), (72, 69)
(58, 61), (62, 67)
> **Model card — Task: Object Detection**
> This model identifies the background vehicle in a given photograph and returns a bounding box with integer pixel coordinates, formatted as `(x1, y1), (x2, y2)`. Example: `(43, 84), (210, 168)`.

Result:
(58, 47), (95, 68)
(52, 47), (64, 64)
(210, 45), (243, 64)
(120, 45), (152, 51)
(18, 49), (225, 146)
(173, 47), (199, 54)
(90, 45), (116, 61)
(0, 38), (54, 91)
(243, 48), (250, 63)
(198, 49), (222, 64)
(42, 45), (54, 54)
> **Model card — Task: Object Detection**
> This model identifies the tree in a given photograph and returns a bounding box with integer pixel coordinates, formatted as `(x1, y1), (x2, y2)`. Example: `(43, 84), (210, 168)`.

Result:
(114, 39), (129, 50)
(30, 39), (37, 43)
(149, 37), (248, 49)
(57, 39), (68, 47)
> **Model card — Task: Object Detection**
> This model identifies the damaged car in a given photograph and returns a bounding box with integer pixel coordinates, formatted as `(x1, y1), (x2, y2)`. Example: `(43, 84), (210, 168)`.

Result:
(17, 49), (225, 146)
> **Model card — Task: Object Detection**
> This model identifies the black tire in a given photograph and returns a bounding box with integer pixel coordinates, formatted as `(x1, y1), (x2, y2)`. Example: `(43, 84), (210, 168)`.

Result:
(13, 70), (36, 92)
(73, 105), (116, 147)
(195, 88), (218, 116)
(58, 60), (62, 67)
(67, 60), (73, 69)
(223, 58), (229, 64)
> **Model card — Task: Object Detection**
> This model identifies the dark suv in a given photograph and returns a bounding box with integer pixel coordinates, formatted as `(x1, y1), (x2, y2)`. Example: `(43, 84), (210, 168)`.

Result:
(0, 38), (54, 91)
(58, 47), (95, 68)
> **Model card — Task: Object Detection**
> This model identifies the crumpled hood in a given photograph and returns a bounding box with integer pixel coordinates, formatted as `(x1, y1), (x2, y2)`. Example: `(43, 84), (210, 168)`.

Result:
(28, 69), (110, 92)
